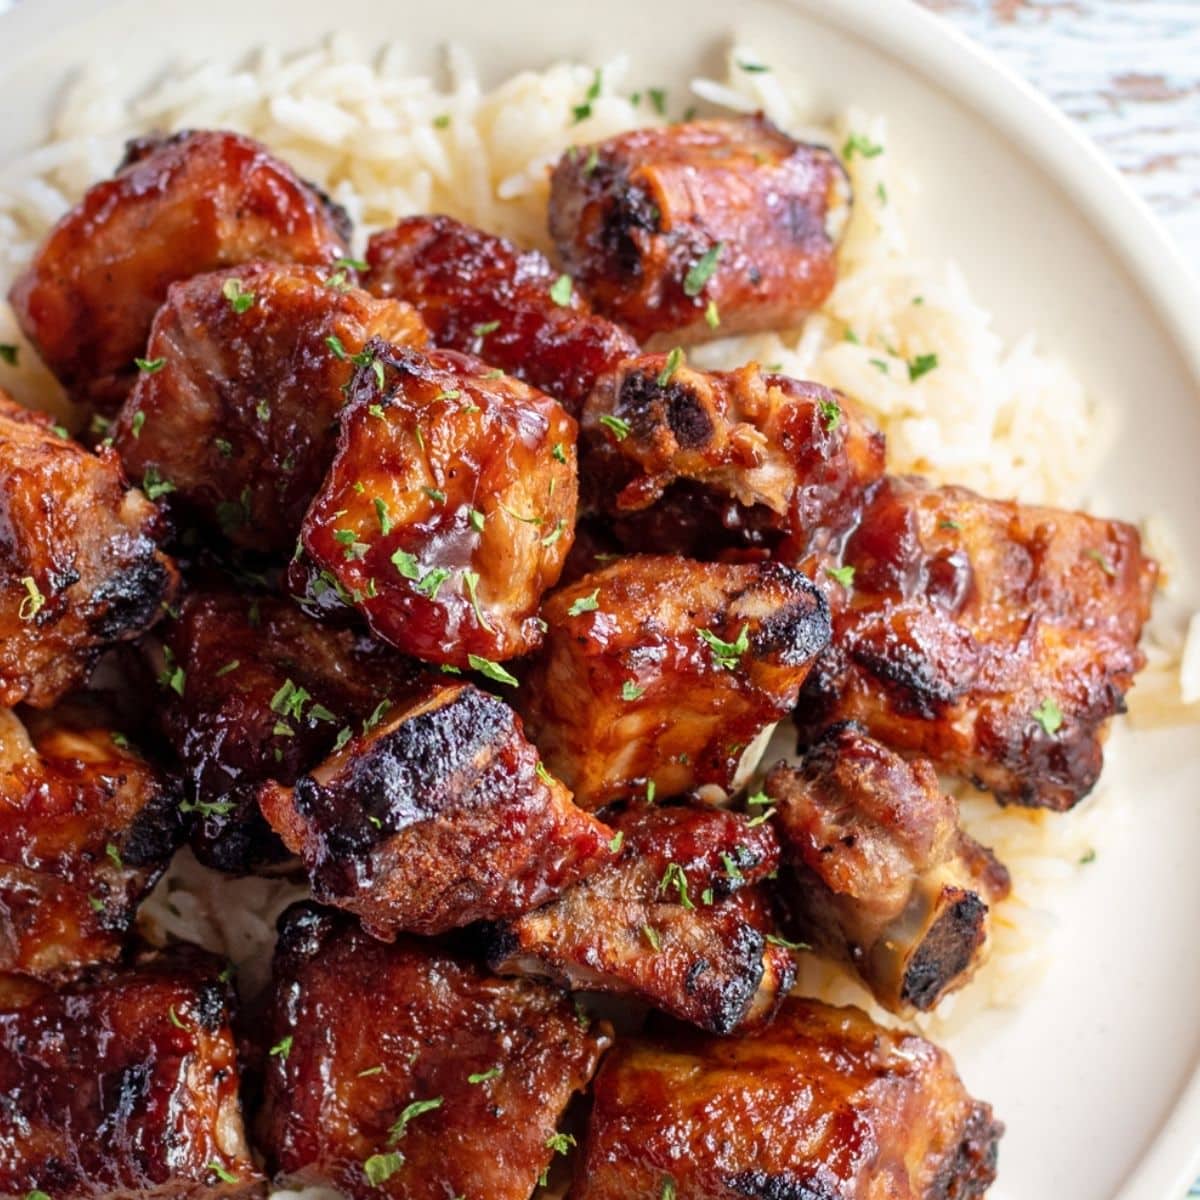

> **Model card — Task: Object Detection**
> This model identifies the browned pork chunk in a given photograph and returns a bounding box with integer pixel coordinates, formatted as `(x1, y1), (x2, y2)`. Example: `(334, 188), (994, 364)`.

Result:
(0, 699), (183, 979)
(583, 355), (885, 558)
(258, 680), (615, 938)
(161, 589), (424, 874)
(8, 129), (349, 416)
(518, 556), (830, 809)
(573, 998), (1002, 1200)
(0, 390), (178, 709)
(796, 475), (1158, 810)
(289, 341), (577, 668)
(111, 262), (428, 554)
(0, 946), (261, 1198)
(549, 115), (849, 345)
(766, 726), (1011, 1013)
(366, 214), (638, 415)
(485, 801), (795, 1033)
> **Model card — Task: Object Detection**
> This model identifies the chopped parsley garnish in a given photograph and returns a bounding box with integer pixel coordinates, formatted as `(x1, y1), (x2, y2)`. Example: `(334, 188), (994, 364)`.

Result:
(645, 780), (656, 805)
(568, 589), (600, 616)
(1084, 548), (1116, 577)
(142, 467), (176, 501)
(598, 413), (631, 441)
(110, 731), (131, 750)
(648, 87), (668, 115)
(468, 507), (486, 533)
(583, 145), (600, 174)
(818, 397), (841, 432)
(88, 895), (105, 914)
(334, 256), (368, 272)
(705, 298), (720, 329)
(642, 923), (661, 950)
(333, 726), (354, 753)
(24, 1191), (50, 1200)
(462, 569), (492, 630)
(940, 519), (961, 531)
(472, 320), (501, 336)
(358, 1065), (384, 1077)
(433, 113), (451, 129)
(571, 68), (603, 122)
(869, 357), (890, 374)
(374, 497), (393, 535)
(765, 933), (810, 951)
(746, 806), (775, 827)
(498, 501), (542, 525)
(656, 346), (683, 385)
(683, 242), (724, 297)
(608, 831), (624, 853)
(468, 654), (519, 687)
(363, 1151), (404, 1186)
(215, 437), (233, 457)
(363, 700), (391, 733)
(546, 1131), (576, 1156)
(105, 842), (123, 869)
(540, 519), (567, 547)
(551, 441), (568, 463)
(825, 564), (855, 588)
(842, 132), (884, 160)
(1080, 848), (1097, 865)
(180, 796), (235, 818)
(269, 1036), (293, 1060)
(658, 862), (695, 909)
(468, 1066), (502, 1084)
(135, 356), (165, 374)
(536, 761), (554, 785)
(550, 273), (574, 306)
(660, 1176), (677, 1200)
(1032, 697), (1063, 736)
(255, 397), (271, 422)
(737, 58), (769, 72)
(270, 678), (311, 721)
(129, 410), (146, 438)
(392, 549), (421, 580)
(698, 623), (750, 670)
(0, 344), (19, 366)
(721, 852), (744, 882)
(423, 486), (447, 504)
(221, 277), (255, 313)
(620, 680), (644, 702)
(388, 1097), (443, 1143)
(433, 388), (461, 403)
(326, 334), (348, 359)
(17, 576), (44, 621)
(207, 1162), (238, 1185)
(333, 528), (369, 561)
(168, 1005), (188, 1029)
(907, 352), (939, 382)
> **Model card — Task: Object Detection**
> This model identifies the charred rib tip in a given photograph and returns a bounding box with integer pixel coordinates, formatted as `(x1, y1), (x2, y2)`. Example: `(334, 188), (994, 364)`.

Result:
(274, 900), (340, 963)
(899, 890), (989, 1012)
(932, 1103), (1004, 1200)
(88, 548), (175, 639)
(751, 565), (831, 666)
(726, 1170), (842, 1200)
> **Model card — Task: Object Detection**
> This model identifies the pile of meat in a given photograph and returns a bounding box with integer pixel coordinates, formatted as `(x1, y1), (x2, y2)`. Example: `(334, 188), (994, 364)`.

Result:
(0, 116), (1155, 1199)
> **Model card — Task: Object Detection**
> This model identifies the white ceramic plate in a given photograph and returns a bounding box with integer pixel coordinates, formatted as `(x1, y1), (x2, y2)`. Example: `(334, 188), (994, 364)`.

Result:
(1, 2), (1197, 1197)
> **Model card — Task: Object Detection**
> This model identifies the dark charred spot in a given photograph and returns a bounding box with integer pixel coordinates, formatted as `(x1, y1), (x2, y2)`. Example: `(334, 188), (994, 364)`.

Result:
(900, 891), (988, 1011)
(602, 184), (659, 278)
(88, 547), (173, 640)
(728, 1170), (842, 1200)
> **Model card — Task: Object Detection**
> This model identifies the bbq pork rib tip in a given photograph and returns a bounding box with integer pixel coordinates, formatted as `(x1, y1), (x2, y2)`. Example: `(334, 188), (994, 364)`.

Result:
(258, 679), (615, 938)
(258, 901), (609, 1200)
(289, 339), (577, 667)
(0, 945), (261, 1199)
(518, 555), (831, 809)
(0, 390), (178, 709)
(111, 261), (429, 554)
(796, 474), (1158, 810)
(573, 998), (1002, 1200)
(582, 355), (886, 559)
(366, 213), (639, 415)
(0, 697), (183, 979)
(766, 725), (1011, 1014)
(8, 129), (351, 416)
(484, 799), (796, 1034)
(160, 588), (425, 874)
(548, 114), (850, 345)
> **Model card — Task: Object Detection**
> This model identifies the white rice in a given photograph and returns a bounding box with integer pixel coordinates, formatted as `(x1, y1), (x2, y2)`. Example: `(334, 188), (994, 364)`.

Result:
(1, 33), (1196, 1192)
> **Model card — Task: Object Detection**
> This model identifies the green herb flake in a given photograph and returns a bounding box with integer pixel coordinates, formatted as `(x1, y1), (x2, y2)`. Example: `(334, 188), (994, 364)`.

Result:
(168, 1005), (188, 1030)
(207, 1162), (238, 1185)
(363, 700), (391, 733)
(221, 277), (256, 314)
(737, 58), (769, 73)
(648, 87), (668, 115)
(598, 413), (631, 441)
(661, 1176), (677, 1200)
(746, 806), (775, 828)
(358, 1065), (385, 1077)
(18, 576), (45, 621)
(657, 862), (695, 910)
(568, 589), (600, 617)
(1079, 848), (1097, 865)
(129, 410), (146, 439)
(869, 357), (890, 375)
(705, 298), (720, 329)
(363, 1151), (404, 1186)
(1032, 697), (1063, 736)
(765, 933), (810, 951)
(472, 320), (501, 336)
(608, 830), (624, 854)
(818, 397), (841, 432)
(214, 437), (233, 458)
(432, 113), (451, 129)
(907, 352), (939, 382)
(110, 731), (131, 750)
(462, 568), (493, 631)
(468, 507), (486, 533)
(721, 851), (744, 882)
(374, 497), (393, 535)
(468, 654), (519, 687)
(620, 680), (644, 702)
(468, 1065), (502, 1084)
(388, 1097), (444, 1143)
(698, 623), (750, 670)
(0, 344), (19, 366)
(842, 132), (884, 160)
(1084, 548), (1117, 577)
(333, 726), (354, 753)
(269, 1035), (294, 1060)
(326, 334), (348, 360)
(551, 441), (568, 463)
(825, 564), (855, 588)
(546, 1131), (576, 1156)
(422, 486), (447, 504)
(135, 356), (166, 374)
(683, 242), (724, 297)
(105, 842), (123, 869)
(550, 274), (574, 306)
(88, 895), (105, 914)
(535, 761), (554, 785)
(657, 346), (683, 386)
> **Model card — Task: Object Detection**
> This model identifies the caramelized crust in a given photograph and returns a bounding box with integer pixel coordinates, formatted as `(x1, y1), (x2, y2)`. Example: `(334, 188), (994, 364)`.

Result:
(574, 998), (1002, 1200)
(0, 699), (183, 979)
(0, 391), (179, 709)
(485, 801), (794, 1033)
(289, 341), (577, 667)
(548, 115), (848, 344)
(162, 590), (424, 874)
(583, 357), (885, 557)
(796, 475), (1158, 809)
(766, 727), (1011, 1013)
(0, 945), (261, 1198)
(8, 129), (349, 415)
(366, 214), (638, 415)
(518, 555), (830, 809)
(258, 681), (615, 937)
(111, 263), (428, 553)
(259, 903), (609, 1200)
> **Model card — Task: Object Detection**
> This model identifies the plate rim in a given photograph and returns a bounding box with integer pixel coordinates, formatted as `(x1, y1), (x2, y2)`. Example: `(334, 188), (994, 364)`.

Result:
(0, 0), (1197, 1195)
